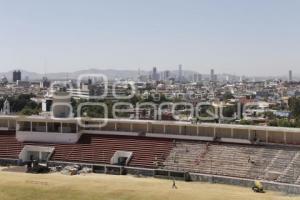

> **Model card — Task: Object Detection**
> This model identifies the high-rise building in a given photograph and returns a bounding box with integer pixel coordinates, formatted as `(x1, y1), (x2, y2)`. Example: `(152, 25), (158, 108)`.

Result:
(289, 70), (293, 82)
(40, 77), (51, 88)
(193, 73), (202, 82)
(13, 70), (21, 82)
(178, 64), (182, 83)
(163, 70), (171, 81)
(152, 67), (159, 81)
(210, 69), (214, 81)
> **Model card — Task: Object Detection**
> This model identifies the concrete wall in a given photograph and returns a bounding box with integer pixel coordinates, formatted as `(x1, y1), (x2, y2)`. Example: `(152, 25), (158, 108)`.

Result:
(216, 127), (231, 138)
(231, 129), (248, 139)
(165, 125), (180, 135)
(268, 131), (285, 144)
(132, 123), (147, 133)
(186, 126), (197, 136)
(101, 122), (115, 131)
(198, 126), (214, 137)
(152, 124), (164, 133)
(16, 131), (81, 144)
(118, 122), (131, 132)
(6, 116), (300, 146)
(189, 172), (300, 194)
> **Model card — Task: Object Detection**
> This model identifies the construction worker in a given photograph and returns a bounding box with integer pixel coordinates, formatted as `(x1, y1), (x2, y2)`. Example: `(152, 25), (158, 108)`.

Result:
(172, 178), (177, 189)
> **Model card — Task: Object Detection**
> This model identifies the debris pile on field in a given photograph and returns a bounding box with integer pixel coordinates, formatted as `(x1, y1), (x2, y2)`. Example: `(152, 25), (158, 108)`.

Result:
(61, 165), (81, 175)
(49, 165), (63, 172)
(79, 167), (92, 174)
(60, 165), (92, 175)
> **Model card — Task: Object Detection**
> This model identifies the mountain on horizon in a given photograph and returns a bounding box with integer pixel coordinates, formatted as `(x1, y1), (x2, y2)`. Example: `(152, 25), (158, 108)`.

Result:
(0, 68), (297, 81)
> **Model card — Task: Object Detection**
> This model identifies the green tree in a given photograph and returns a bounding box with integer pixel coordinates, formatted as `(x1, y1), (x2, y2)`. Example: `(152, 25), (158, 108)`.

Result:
(19, 107), (40, 116)
(222, 91), (234, 101)
(222, 105), (237, 118)
(289, 97), (300, 119)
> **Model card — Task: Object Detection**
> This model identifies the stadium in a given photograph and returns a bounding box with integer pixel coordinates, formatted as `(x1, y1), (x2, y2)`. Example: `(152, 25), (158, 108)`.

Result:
(1, 115), (300, 199)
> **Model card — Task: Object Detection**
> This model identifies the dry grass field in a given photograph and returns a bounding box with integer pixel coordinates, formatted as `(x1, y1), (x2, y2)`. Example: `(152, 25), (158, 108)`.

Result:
(0, 168), (299, 200)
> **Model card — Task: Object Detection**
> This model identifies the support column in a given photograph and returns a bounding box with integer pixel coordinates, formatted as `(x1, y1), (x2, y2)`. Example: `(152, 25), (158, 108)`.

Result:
(146, 123), (149, 132)
(197, 125), (199, 136)
(30, 121), (33, 132)
(248, 129), (251, 140)
(46, 122), (48, 133)
(163, 124), (166, 134)
(60, 122), (63, 133)
(213, 127), (216, 137)
(284, 131), (287, 144)
(114, 122), (117, 131)
(266, 130), (269, 144)
(231, 128), (234, 138)
(179, 126), (182, 135)
(130, 123), (133, 132)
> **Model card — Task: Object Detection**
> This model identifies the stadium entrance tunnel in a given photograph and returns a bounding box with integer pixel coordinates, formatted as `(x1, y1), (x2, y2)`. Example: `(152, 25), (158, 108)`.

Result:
(110, 151), (133, 166)
(18, 145), (55, 164)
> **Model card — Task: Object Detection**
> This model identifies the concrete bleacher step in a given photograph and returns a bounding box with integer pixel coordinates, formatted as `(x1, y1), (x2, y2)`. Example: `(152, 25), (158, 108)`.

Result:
(276, 152), (300, 183)
(163, 141), (300, 184)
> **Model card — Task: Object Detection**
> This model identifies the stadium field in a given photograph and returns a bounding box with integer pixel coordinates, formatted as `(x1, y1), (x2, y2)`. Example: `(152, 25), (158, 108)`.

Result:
(0, 169), (299, 200)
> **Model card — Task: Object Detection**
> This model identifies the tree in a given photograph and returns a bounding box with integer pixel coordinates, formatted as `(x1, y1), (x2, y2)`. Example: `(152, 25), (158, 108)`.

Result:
(7, 94), (39, 113)
(19, 107), (40, 116)
(222, 106), (235, 118)
(223, 91), (234, 101)
(0, 98), (4, 109)
(264, 111), (276, 120)
(239, 120), (253, 125)
(268, 119), (295, 128)
(289, 97), (300, 119)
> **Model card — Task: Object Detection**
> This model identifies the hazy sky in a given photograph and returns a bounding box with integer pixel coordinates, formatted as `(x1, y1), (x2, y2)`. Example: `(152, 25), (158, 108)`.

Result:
(0, 0), (299, 76)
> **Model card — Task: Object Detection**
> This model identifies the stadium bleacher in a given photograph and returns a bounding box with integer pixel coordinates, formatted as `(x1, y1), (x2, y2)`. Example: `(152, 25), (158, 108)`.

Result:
(163, 141), (300, 184)
(0, 131), (173, 168)
(2, 129), (300, 185)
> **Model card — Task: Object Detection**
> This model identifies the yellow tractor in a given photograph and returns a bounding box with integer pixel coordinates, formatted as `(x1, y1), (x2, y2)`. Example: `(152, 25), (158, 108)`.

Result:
(252, 180), (264, 193)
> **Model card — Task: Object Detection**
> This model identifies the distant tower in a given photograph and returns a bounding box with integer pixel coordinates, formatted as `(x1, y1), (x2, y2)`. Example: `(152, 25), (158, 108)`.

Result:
(289, 70), (293, 82)
(13, 70), (21, 82)
(198, 73), (202, 82)
(226, 76), (229, 82)
(193, 73), (202, 82)
(164, 70), (170, 81)
(210, 69), (215, 82)
(2, 99), (10, 115)
(152, 67), (159, 81)
(152, 67), (156, 80)
(41, 77), (51, 88)
(138, 68), (141, 81)
(178, 64), (182, 83)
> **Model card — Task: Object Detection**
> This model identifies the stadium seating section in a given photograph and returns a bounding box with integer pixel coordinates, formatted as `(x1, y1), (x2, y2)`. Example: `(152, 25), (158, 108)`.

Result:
(1, 130), (300, 184)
